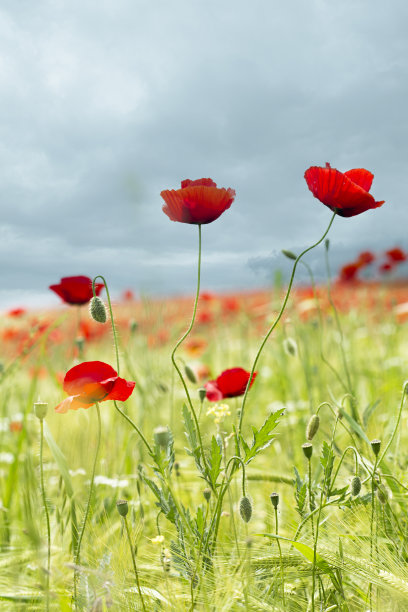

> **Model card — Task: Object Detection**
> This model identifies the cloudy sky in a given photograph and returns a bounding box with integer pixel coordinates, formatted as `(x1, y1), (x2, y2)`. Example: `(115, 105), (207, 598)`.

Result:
(0, 0), (407, 308)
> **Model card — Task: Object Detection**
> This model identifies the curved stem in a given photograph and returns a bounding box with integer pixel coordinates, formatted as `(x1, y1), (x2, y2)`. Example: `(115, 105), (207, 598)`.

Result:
(329, 446), (361, 494)
(114, 400), (153, 455)
(378, 381), (408, 465)
(92, 276), (120, 374)
(170, 225), (209, 474)
(74, 403), (102, 605)
(39, 420), (51, 611)
(123, 515), (146, 612)
(238, 212), (336, 439)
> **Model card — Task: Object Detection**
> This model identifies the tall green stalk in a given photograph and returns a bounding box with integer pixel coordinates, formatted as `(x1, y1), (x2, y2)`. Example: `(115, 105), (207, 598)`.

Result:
(238, 212), (336, 440)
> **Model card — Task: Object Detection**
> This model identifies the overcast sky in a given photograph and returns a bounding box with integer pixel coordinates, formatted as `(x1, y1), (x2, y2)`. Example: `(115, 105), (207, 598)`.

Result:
(0, 0), (407, 309)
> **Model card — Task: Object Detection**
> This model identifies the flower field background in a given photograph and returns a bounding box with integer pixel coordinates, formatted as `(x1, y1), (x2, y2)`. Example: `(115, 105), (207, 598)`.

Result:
(1, 171), (408, 611)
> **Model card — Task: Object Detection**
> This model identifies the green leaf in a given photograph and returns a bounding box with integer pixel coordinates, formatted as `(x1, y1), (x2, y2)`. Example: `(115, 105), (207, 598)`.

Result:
(182, 404), (203, 472)
(240, 409), (284, 464)
(258, 534), (341, 591)
(320, 441), (334, 489)
(208, 436), (222, 487)
(338, 407), (370, 444)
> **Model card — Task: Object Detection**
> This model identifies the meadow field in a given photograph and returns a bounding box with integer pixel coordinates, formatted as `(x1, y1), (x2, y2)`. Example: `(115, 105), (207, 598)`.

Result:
(1, 271), (408, 611)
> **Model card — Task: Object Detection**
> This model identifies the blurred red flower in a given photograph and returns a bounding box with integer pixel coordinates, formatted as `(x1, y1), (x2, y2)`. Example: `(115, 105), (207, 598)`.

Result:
(7, 308), (26, 317)
(49, 276), (104, 305)
(205, 367), (257, 402)
(338, 263), (360, 283)
(161, 178), (236, 224)
(304, 163), (384, 217)
(385, 248), (407, 263)
(55, 361), (135, 413)
(379, 262), (394, 274)
(357, 251), (375, 267)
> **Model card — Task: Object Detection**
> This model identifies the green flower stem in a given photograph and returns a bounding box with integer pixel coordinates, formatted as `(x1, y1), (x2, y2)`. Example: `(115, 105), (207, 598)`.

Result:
(329, 446), (362, 494)
(312, 417), (339, 612)
(324, 246), (354, 398)
(238, 212), (336, 440)
(74, 402), (101, 606)
(169, 225), (209, 476)
(275, 505), (285, 605)
(122, 514), (147, 612)
(378, 381), (408, 466)
(307, 458), (314, 540)
(369, 454), (378, 612)
(300, 262), (348, 393)
(39, 419), (51, 611)
(92, 275), (153, 456)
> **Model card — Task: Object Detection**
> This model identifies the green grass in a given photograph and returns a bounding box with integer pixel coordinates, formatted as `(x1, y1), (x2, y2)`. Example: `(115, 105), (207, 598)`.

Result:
(0, 283), (408, 610)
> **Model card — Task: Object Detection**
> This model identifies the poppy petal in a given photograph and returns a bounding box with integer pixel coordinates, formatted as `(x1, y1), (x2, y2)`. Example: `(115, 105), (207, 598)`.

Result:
(107, 377), (136, 402)
(344, 169), (373, 192)
(55, 395), (94, 413)
(64, 361), (118, 395)
(204, 380), (223, 402)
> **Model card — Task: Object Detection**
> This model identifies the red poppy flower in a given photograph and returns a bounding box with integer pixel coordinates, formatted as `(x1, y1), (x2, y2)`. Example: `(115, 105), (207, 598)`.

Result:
(385, 248), (407, 263)
(49, 276), (104, 305)
(357, 251), (375, 267)
(304, 163), (384, 217)
(338, 263), (360, 283)
(205, 367), (257, 402)
(55, 361), (135, 413)
(161, 178), (236, 224)
(379, 262), (394, 274)
(7, 308), (26, 317)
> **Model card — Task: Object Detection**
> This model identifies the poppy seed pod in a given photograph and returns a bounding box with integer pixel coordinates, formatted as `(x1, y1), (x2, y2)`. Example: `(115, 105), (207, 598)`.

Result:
(198, 387), (207, 403)
(184, 365), (197, 384)
(302, 442), (313, 460)
(203, 488), (211, 502)
(306, 414), (320, 441)
(351, 476), (362, 497)
(371, 439), (381, 456)
(90, 296), (107, 323)
(270, 492), (279, 509)
(34, 401), (48, 420)
(154, 426), (171, 449)
(239, 496), (252, 523)
(116, 499), (129, 517)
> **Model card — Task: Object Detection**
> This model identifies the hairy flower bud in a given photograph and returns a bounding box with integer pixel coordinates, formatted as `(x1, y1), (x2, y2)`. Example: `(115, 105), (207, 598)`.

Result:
(306, 414), (320, 441)
(282, 249), (297, 261)
(239, 496), (253, 523)
(351, 476), (362, 497)
(283, 338), (297, 357)
(89, 296), (107, 323)
(184, 365), (197, 384)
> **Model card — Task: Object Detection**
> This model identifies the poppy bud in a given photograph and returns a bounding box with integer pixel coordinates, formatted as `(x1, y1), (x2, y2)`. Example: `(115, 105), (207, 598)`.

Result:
(203, 488), (211, 502)
(302, 442), (313, 460)
(376, 484), (389, 505)
(282, 249), (297, 261)
(198, 387), (207, 403)
(154, 426), (170, 449)
(174, 462), (180, 477)
(306, 414), (320, 441)
(239, 496), (252, 523)
(283, 338), (297, 357)
(371, 439), (381, 457)
(34, 401), (48, 420)
(89, 296), (107, 323)
(351, 476), (361, 497)
(129, 319), (138, 334)
(270, 492), (279, 509)
(116, 499), (129, 517)
(184, 365), (197, 384)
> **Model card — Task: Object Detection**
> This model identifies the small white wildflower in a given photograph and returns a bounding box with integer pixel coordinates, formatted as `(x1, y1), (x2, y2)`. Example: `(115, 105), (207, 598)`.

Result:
(151, 535), (165, 545)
